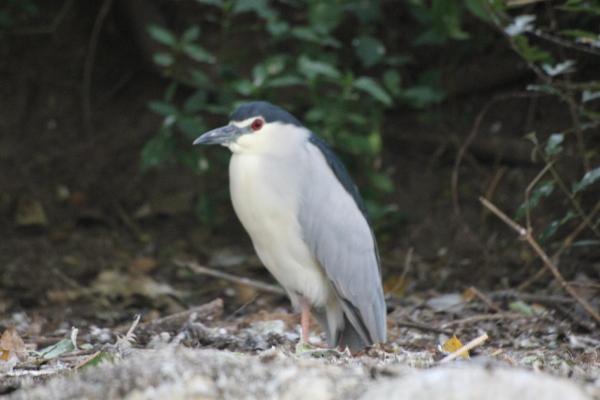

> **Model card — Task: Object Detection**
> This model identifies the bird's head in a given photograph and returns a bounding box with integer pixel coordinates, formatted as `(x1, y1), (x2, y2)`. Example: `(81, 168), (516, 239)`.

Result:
(193, 101), (308, 154)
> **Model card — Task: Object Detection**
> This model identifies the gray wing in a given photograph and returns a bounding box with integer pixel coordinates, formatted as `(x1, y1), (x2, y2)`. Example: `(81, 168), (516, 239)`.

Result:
(298, 134), (387, 344)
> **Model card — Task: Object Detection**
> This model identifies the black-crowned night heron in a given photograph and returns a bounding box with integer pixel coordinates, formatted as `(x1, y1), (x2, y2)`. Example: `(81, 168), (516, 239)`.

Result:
(193, 101), (386, 352)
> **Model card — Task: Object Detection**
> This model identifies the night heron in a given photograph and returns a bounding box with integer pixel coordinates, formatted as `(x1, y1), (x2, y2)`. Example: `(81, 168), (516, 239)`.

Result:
(193, 101), (386, 352)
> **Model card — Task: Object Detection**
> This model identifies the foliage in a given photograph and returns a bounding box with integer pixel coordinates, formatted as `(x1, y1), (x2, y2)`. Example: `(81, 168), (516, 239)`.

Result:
(473, 1), (600, 248)
(142, 0), (493, 227)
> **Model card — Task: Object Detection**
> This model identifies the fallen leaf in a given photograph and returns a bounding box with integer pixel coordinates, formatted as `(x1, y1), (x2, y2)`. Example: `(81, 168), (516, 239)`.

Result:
(129, 257), (158, 273)
(0, 328), (26, 361)
(383, 276), (408, 297)
(509, 300), (544, 316)
(15, 197), (48, 226)
(36, 338), (75, 360)
(441, 335), (469, 359)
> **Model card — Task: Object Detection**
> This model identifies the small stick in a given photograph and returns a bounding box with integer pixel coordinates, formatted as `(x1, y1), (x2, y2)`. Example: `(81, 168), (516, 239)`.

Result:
(74, 351), (102, 370)
(480, 197), (600, 324)
(439, 333), (489, 363)
(441, 313), (526, 328)
(396, 320), (453, 335)
(467, 286), (503, 313)
(519, 201), (600, 290)
(139, 298), (224, 334)
(524, 162), (554, 233)
(175, 259), (286, 295)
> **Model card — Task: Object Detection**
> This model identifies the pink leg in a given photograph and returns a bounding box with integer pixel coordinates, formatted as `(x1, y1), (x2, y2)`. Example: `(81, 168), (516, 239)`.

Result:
(299, 297), (311, 343)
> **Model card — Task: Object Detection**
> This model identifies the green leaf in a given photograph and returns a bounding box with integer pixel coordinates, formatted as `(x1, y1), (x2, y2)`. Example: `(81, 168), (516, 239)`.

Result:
(369, 172), (395, 193)
(573, 166), (600, 193)
(190, 70), (210, 88)
(177, 117), (205, 139)
(252, 64), (268, 87)
(147, 25), (178, 47)
(513, 35), (553, 63)
(297, 55), (341, 81)
(353, 35), (386, 68)
(194, 0), (224, 7)
(183, 91), (207, 113)
(266, 19), (289, 37)
(182, 25), (200, 42)
(558, 0), (600, 15)
(383, 69), (402, 96)
(182, 43), (215, 63)
(232, 79), (254, 96)
(79, 351), (114, 369)
(539, 211), (576, 242)
(148, 101), (178, 116)
(353, 77), (392, 106)
(544, 133), (564, 157)
(153, 52), (174, 67)
(399, 85), (445, 108)
(308, 2), (342, 33)
(37, 338), (76, 360)
(232, 0), (275, 19)
(464, 0), (493, 22)
(265, 75), (304, 88)
(560, 29), (599, 41)
(291, 27), (340, 47)
(516, 180), (554, 220)
(141, 130), (176, 170)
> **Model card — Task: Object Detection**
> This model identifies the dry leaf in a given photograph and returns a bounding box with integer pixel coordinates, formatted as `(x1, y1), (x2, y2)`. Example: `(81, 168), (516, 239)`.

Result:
(383, 276), (408, 297)
(129, 257), (158, 273)
(441, 335), (469, 359)
(0, 328), (26, 361)
(15, 197), (48, 226)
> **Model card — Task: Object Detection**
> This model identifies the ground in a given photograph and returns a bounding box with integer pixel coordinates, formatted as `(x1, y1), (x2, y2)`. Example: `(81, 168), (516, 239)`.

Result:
(1, 1), (599, 399)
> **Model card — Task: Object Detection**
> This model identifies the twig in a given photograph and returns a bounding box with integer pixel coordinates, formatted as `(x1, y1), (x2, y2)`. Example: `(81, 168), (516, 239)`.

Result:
(396, 320), (452, 335)
(74, 351), (102, 370)
(524, 162), (554, 233)
(113, 201), (147, 242)
(439, 333), (489, 363)
(124, 298), (224, 342)
(489, 290), (575, 305)
(543, 156), (600, 239)
(400, 247), (414, 282)
(452, 92), (538, 215)
(518, 201), (600, 290)
(12, 0), (74, 35)
(466, 286), (503, 313)
(441, 313), (527, 328)
(480, 197), (600, 324)
(82, 0), (114, 137)
(175, 259), (286, 296)
(483, 167), (507, 204)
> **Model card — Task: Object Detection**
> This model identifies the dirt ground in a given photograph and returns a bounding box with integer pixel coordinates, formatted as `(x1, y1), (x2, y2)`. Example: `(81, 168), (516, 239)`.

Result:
(1, 1), (599, 399)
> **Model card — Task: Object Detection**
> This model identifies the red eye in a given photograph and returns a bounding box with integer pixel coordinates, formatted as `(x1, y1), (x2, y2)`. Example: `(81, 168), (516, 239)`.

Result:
(251, 119), (264, 132)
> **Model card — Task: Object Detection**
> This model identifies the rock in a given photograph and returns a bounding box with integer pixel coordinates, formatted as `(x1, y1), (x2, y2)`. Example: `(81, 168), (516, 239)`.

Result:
(360, 365), (593, 400)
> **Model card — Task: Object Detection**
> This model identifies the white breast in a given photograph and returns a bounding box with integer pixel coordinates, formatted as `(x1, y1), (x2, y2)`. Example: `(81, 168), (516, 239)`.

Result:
(228, 150), (332, 307)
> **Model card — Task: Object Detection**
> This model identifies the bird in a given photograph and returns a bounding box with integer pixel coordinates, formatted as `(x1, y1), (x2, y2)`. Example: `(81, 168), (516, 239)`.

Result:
(193, 101), (386, 352)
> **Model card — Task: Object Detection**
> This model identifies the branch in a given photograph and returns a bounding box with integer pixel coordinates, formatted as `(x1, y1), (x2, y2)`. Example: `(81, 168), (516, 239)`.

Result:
(480, 197), (600, 324)
(175, 259), (286, 296)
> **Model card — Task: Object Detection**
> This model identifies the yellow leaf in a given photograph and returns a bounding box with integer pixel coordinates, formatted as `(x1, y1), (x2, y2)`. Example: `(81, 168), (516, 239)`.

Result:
(441, 335), (469, 359)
